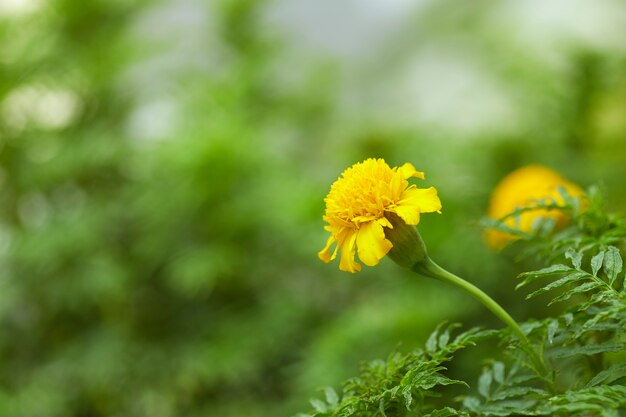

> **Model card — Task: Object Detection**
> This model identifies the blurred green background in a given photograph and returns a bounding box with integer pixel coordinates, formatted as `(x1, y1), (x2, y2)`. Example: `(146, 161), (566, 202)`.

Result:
(1, 0), (626, 416)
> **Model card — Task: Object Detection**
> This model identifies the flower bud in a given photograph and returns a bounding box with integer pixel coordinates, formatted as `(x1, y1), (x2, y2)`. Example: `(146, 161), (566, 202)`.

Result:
(486, 165), (586, 249)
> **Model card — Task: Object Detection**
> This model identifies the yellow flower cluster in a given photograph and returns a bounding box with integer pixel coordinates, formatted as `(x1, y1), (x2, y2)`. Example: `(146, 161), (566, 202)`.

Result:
(319, 158), (441, 273)
(486, 165), (585, 249)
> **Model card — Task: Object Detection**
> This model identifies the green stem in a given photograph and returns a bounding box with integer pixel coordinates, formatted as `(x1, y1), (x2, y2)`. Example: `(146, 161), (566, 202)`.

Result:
(416, 259), (529, 343)
(412, 258), (550, 381)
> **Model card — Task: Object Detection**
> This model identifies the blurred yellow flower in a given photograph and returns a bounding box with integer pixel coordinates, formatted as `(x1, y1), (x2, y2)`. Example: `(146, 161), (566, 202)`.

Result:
(486, 165), (585, 249)
(318, 158), (441, 273)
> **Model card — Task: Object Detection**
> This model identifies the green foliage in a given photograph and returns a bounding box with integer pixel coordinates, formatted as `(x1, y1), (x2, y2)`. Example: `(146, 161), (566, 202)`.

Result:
(301, 325), (494, 417)
(302, 201), (626, 416)
(3, 1), (626, 416)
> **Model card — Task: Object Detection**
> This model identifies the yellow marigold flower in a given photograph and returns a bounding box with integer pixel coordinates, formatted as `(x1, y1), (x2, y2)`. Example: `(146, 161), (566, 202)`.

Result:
(318, 158), (442, 273)
(486, 165), (586, 249)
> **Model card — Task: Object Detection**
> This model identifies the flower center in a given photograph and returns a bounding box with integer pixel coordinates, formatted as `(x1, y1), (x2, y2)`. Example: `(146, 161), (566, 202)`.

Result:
(323, 159), (396, 228)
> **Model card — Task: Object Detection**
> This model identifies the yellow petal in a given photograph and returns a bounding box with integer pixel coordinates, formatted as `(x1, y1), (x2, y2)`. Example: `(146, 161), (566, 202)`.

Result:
(318, 235), (336, 263)
(394, 206), (421, 225)
(391, 164), (426, 201)
(339, 231), (361, 273)
(400, 186), (442, 212)
(390, 171), (408, 201)
(398, 162), (425, 180)
(485, 165), (586, 249)
(356, 221), (393, 267)
(391, 187), (441, 225)
(377, 217), (393, 229)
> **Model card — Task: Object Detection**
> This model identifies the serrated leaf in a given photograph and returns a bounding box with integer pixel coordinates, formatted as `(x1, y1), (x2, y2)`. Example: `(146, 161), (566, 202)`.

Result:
(591, 250), (605, 276)
(423, 407), (466, 417)
(548, 281), (603, 305)
(551, 342), (626, 358)
(324, 387), (338, 406)
(517, 264), (572, 279)
(547, 319), (558, 345)
(402, 387), (412, 410)
(438, 323), (461, 350)
(310, 398), (328, 413)
(490, 386), (547, 401)
(492, 362), (505, 384)
(462, 396), (481, 411)
(525, 271), (589, 299)
(439, 331), (450, 349)
(587, 362), (626, 387)
(543, 402), (604, 413)
(574, 308), (618, 338)
(426, 322), (446, 353)
(520, 320), (545, 336)
(425, 374), (468, 390)
(516, 264), (573, 289)
(563, 312), (574, 326)
(451, 327), (493, 346)
(508, 373), (539, 386)
(426, 333), (438, 353)
(468, 399), (538, 416)
(543, 385), (626, 411)
(478, 368), (492, 399)
(401, 362), (466, 391)
(566, 248), (583, 269)
(379, 398), (387, 417)
(576, 291), (612, 312)
(603, 246), (623, 286)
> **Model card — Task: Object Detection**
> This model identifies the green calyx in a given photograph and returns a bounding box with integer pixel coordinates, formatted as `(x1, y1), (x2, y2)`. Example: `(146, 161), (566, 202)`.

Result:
(384, 212), (429, 269)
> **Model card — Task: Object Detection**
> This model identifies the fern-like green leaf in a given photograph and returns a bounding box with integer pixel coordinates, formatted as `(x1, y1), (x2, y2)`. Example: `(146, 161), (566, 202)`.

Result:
(422, 407), (467, 417)
(587, 362), (626, 387)
(478, 367), (493, 399)
(516, 264), (572, 289)
(490, 386), (547, 402)
(525, 271), (588, 300)
(591, 250), (605, 276)
(565, 248), (583, 269)
(550, 342), (626, 358)
(541, 385), (626, 413)
(547, 281), (603, 305)
(603, 246), (623, 286)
